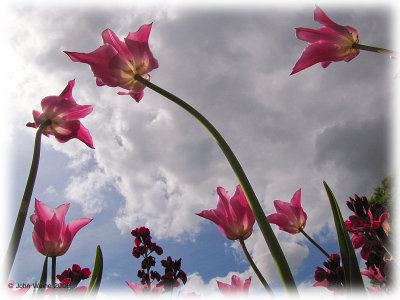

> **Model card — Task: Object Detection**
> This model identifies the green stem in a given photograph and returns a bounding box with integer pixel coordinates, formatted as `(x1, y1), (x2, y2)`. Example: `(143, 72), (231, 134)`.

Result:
(239, 237), (273, 295)
(298, 228), (330, 259)
(4, 120), (51, 278)
(134, 74), (298, 294)
(51, 256), (56, 289)
(352, 43), (398, 58)
(373, 232), (394, 259)
(36, 256), (48, 296)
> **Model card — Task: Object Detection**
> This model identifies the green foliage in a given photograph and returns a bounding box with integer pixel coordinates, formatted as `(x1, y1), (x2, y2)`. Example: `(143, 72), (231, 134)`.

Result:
(323, 182), (365, 294)
(87, 245), (103, 296)
(369, 174), (393, 211)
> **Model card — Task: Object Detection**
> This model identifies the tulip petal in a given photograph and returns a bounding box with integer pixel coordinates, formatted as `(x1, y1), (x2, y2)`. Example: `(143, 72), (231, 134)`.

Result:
(61, 105), (93, 121)
(66, 218), (93, 241)
(291, 42), (345, 75)
(295, 27), (344, 44)
(216, 281), (232, 294)
(65, 45), (121, 87)
(59, 79), (75, 101)
(314, 5), (353, 37)
(102, 29), (132, 61)
(117, 89), (145, 102)
(34, 199), (55, 222)
(290, 189), (302, 207)
(32, 231), (46, 256)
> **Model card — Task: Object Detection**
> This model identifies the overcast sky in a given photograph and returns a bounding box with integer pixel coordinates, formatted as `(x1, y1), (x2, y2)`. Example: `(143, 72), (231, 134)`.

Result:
(1, 0), (397, 297)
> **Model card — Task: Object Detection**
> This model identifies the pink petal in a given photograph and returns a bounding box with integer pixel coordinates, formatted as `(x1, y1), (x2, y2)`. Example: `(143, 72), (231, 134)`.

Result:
(320, 61), (332, 68)
(45, 213), (62, 245)
(125, 24), (159, 72)
(273, 200), (294, 216)
(32, 231), (46, 256)
(126, 23), (153, 43)
(51, 121), (94, 149)
(59, 80), (76, 101)
(65, 45), (121, 87)
(102, 29), (133, 61)
(126, 281), (144, 294)
(66, 218), (93, 241)
(267, 213), (299, 234)
(230, 275), (243, 289)
(243, 276), (251, 291)
(216, 281), (232, 294)
(313, 6), (353, 38)
(117, 89), (145, 102)
(289, 189), (302, 207)
(34, 199), (55, 223)
(216, 187), (232, 219)
(291, 42), (344, 75)
(75, 123), (95, 149)
(295, 27), (344, 44)
(60, 104), (93, 121)
(53, 203), (70, 222)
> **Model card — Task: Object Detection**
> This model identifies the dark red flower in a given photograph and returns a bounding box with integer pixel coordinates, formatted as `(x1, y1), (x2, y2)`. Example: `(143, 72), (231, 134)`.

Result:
(313, 254), (345, 293)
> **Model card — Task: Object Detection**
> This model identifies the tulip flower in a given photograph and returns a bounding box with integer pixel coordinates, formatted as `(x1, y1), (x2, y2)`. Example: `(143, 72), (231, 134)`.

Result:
(291, 6), (360, 75)
(196, 185), (255, 241)
(267, 189), (307, 234)
(65, 24), (158, 102)
(126, 281), (163, 295)
(217, 275), (251, 295)
(30, 199), (92, 257)
(26, 80), (94, 149)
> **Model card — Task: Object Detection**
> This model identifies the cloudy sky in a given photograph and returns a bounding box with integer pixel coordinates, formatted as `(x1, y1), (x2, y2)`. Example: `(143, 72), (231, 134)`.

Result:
(1, 0), (397, 297)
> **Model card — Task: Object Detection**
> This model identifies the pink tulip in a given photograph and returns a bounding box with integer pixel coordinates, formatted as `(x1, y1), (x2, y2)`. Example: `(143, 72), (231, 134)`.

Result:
(126, 281), (163, 295)
(266, 189), (307, 234)
(65, 24), (159, 102)
(26, 80), (94, 149)
(217, 275), (251, 295)
(30, 199), (92, 257)
(291, 6), (360, 74)
(196, 185), (255, 241)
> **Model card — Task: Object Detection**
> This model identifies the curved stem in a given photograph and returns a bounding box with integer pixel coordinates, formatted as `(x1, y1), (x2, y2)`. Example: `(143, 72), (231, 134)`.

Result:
(134, 74), (298, 294)
(352, 43), (398, 58)
(298, 228), (330, 259)
(373, 232), (394, 259)
(239, 237), (273, 295)
(4, 120), (50, 278)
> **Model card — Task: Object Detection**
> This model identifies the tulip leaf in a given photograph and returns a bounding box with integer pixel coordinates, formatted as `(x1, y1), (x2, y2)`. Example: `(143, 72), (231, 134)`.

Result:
(323, 181), (365, 294)
(36, 256), (48, 295)
(87, 245), (103, 296)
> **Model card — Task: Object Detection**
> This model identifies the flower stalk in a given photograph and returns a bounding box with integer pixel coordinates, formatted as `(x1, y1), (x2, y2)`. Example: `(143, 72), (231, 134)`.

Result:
(52, 256), (57, 289)
(134, 74), (298, 294)
(298, 228), (330, 259)
(4, 119), (50, 277)
(239, 237), (273, 295)
(352, 43), (398, 58)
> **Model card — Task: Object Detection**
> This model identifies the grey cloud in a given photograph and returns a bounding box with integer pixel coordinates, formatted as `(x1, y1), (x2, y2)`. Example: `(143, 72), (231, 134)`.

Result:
(315, 116), (390, 194)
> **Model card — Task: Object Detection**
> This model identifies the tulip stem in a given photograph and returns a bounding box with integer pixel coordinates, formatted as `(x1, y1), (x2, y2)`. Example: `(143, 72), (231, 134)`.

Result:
(239, 237), (274, 295)
(134, 74), (298, 294)
(4, 119), (51, 278)
(352, 43), (398, 58)
(51, 256), (56, 289)
(298, 228), (330, 259)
